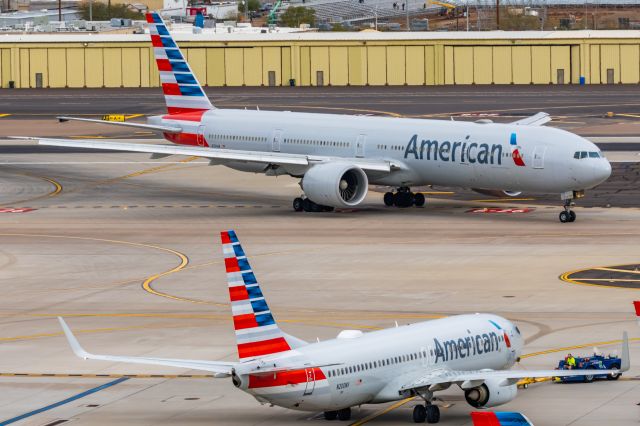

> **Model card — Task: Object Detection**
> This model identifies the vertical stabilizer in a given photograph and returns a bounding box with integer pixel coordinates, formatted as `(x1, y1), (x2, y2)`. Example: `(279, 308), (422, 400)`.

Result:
(221, 230), (291, 361)
(146, 12), (214, 115)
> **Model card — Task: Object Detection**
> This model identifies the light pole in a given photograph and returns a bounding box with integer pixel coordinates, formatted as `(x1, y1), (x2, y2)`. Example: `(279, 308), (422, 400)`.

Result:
(405, 0), (409, 30)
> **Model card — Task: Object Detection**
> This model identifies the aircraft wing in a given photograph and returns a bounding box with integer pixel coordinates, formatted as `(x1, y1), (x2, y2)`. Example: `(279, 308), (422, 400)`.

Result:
(401, 332), (629, 392)
(511, 112), (551, 126)
(19, 137), (394, 173)
(59, 317), (235, 377)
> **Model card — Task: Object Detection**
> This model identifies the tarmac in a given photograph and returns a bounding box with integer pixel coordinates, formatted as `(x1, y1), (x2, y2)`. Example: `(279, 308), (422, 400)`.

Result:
(0, 87), (639, 425)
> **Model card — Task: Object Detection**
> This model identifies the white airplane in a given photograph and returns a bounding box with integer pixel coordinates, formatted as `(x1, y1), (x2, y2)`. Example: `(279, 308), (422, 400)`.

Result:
(58, 230), (630, 424)
(25, 12), (611, 223)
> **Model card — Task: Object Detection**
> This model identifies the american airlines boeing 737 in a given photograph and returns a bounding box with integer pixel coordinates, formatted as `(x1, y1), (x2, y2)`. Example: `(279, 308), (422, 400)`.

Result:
(57, 230), (630, 424)
(23, 12), (612, 222)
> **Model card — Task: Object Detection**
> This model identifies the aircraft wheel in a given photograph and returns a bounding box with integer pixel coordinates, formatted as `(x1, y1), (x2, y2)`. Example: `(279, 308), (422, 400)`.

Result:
(324, 411), (338, 420)
(383, 192), (395, 207)
(583, 374), (594, 383)
(425, 405), (440, 424)
(395, 191), (413, 208)
(412, 404), (426, 423)
(302, 198), (313, 212)
(414, 192), (426, 207)
(569, 211), (576, 222)
(293, 197), (304, 212)
(322, 205), (335, 212)
(337, 407), (351, 421)
(559, 211), (570, 223)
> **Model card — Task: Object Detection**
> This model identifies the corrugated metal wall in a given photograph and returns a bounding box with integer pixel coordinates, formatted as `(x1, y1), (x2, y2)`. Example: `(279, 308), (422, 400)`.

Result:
(2, 39), (640, 88)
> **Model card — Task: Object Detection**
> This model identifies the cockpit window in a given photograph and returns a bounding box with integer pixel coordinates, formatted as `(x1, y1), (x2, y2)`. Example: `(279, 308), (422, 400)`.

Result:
(589, 152), (599, 158)
(580, 151), (588, 159)
(574, 151), (600, 159)
(574, 152), (580, 159)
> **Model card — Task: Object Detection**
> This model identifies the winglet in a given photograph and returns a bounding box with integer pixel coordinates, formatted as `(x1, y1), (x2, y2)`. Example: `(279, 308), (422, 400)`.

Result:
(621, 331), (630, 372)
(58, 317), (91, 360)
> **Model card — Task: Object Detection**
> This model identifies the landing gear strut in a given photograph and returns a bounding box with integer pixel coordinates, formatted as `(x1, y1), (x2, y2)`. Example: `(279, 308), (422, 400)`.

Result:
(293, 197), (334, 213)
(559, 191), (582, 223)
(384, 187), (425, 208)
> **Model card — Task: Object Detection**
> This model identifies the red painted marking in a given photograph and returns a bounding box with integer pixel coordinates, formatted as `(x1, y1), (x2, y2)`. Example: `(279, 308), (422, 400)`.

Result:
(233, 313), (258, 330)
(221, 231), (231, 244)
(512, 150), (526, 167)
(163, 132), (208, 147)
(163, 109), (208, 119)
(504, 332), (511, 348)
(249, 367), (326, 389)
(156, 59), (172, 72)
(634, 301), (640, 316)
(150, 35), (163, 48)
(470, 412), (500, 426)
(467, 208), (534, 214)
(224, 257), (240, 273)
(238, 337), (291, 359)
(161, 83), (181, 96)
(145, 13), (155, 23)
(229, 285), (249, 302)
(0, 208), (36, 213)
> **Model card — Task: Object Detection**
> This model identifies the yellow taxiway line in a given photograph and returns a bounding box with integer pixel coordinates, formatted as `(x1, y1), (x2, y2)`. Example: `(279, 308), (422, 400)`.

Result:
(0, 172), (63, 207)
(350, 397), (416, 426)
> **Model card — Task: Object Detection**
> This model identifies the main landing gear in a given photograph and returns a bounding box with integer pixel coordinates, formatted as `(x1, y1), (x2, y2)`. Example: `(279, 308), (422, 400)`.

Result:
(384, 187), (425, 208)
(293, 197), (334, 213)
(412, 403), (440, 423)
(323, 407), (351, 421)
(558, 190), (584, 223)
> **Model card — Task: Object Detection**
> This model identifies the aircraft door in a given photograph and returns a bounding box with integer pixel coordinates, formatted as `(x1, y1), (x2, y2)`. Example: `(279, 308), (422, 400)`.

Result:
(532, 146), (546, 169)
(196, 125), (206, 147)
(272, 129), (283, 152)
(355, 134), (366, 158)
(303, 368), (316, 396)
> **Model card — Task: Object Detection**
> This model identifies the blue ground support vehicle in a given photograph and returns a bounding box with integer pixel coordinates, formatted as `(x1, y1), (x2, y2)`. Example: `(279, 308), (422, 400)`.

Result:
(554, 354), (622, 383)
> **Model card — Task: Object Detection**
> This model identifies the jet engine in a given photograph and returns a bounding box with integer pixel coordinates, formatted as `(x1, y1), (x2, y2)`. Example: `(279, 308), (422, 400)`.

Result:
(463, 378), (517, 408)
(471, 189), (522, 198)
(302, 163), (368, 208)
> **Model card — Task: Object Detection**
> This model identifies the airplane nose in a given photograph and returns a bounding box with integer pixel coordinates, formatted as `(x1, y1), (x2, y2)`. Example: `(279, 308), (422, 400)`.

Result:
(597, 159), (612, 183)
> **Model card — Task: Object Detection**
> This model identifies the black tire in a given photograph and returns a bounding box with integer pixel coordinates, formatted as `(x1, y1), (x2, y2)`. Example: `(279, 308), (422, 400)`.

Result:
(293, 197), (304, 212)
(337, 407), (351, 421)
(583, 374), (594, 383)
(559, 211), (570, 223)
(383, 192), (395, 207)
(324, 411), (338, 420)
(412, 405), (426, 423)
(322, 205), (335, 212)
(569, 211), (576, 222)
(395, 191), (413, 208)
(607, 364), (621, 380)
(425, 405), (440, 424)
(302, 198), (313, 212)
(414, 192), (426, 207)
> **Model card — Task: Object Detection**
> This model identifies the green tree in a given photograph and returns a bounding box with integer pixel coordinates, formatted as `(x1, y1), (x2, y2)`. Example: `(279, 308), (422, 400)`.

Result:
(279, 6), (315, 27)
(78, 2), (144, 21)
(238, 0), (260, 13)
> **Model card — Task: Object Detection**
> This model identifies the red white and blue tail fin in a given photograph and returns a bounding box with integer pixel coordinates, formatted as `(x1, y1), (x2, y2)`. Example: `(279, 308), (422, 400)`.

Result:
(634, 301), (640, 325)
(471, 412), (534, 426)
(221, 230), (292, 361)
(146, 12), (214, 115)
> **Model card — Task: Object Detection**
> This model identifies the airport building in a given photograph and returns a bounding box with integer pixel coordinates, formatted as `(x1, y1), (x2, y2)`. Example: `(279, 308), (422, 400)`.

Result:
(1, 30), (640, 87)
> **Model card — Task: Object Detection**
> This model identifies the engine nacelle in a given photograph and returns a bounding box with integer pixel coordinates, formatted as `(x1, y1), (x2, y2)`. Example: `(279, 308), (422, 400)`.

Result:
(471, 189), (522, 198)
(302, 163), (368, 208)
(464, 378), (517, 409)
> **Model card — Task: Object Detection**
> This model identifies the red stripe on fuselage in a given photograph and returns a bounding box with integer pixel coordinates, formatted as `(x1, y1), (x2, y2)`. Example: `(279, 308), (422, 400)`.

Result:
(229, 285), (249, 302)
(233, 313), (258, 329)
(163, 132), (208, 147)
(157, 59), (173, 71)
(248, 367), (327, 389)
(238, 337), (291, 360)
(164, 108), (208, 119)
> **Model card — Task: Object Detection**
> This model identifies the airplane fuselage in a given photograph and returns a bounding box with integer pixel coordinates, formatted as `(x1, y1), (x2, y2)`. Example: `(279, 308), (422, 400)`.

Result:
(233, 313), (523, 411)
(153, 109), (612, 194)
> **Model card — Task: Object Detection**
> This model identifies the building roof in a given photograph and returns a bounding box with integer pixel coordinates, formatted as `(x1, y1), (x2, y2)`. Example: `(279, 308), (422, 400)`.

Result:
(2, 29), (640, 42)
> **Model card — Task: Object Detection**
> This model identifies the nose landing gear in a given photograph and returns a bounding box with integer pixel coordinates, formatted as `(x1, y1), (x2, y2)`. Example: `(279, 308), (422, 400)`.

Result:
(559, 191), (584, 223)
(384, 187), (425, 208)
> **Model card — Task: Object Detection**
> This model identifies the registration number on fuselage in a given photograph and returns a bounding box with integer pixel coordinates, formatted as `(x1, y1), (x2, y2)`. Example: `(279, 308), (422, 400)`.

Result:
(336, 382), (349, 390)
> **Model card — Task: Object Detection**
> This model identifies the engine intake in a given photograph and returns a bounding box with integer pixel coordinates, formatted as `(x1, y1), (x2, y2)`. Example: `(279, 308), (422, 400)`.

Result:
(464, 378), (517, 408)
(302, 163), (368, 208)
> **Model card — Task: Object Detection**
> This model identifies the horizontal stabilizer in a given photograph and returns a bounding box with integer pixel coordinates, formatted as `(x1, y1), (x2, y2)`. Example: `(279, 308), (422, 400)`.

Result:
(57, 116), (183, 133)
(511, 112), (551, 127)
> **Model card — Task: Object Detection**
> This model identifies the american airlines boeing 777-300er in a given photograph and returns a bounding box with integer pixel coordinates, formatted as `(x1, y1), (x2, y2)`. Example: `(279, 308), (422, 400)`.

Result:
(22, 12), (612, 222)
(57, 230), (630, 423)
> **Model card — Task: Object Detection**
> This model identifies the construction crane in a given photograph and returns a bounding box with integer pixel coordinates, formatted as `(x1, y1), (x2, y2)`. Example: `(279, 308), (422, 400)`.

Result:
(268, 0), (283, 25)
